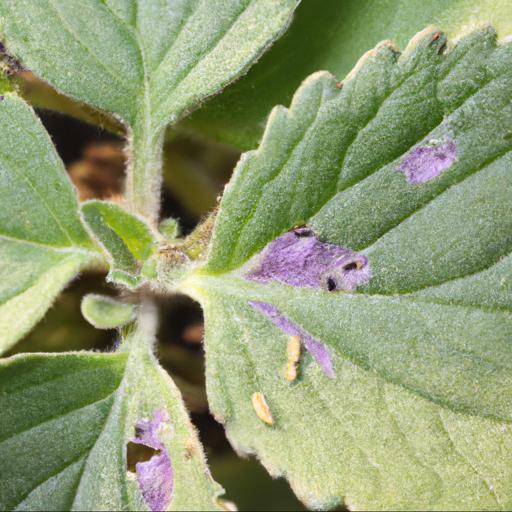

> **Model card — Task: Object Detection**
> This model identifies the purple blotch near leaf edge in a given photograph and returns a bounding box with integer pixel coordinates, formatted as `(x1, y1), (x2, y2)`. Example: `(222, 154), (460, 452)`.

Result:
(249, 300), (335, 379)
(399, 140), (457, 183)
(245, 227), (371, 292)
(131, 409), (173, 512)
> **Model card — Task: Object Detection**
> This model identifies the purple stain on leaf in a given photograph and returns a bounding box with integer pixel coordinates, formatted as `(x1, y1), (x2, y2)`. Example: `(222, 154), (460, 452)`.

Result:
(399, 140), (457, 183)
(245, 227), (371, 292)
(249, 300), (335, 378)
(131, 409), (173, 512)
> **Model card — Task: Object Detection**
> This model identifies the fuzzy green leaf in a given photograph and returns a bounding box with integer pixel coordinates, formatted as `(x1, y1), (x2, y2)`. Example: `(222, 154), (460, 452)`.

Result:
(183, 29), (512, 509)
(0, 0), (298, 129)
(0, 93), (97, 354)
(184, 0), (512, 150)
(81, 293), (135, 329)
(0, 328), (223, 511)
(81, 200), (157, 287)
(159, 217), (180, 241)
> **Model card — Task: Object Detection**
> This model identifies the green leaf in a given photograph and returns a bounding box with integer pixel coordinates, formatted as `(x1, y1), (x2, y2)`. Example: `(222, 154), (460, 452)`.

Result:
(0, 93), (97, 354)
(81, 293), (135, 329)
(0, 0), (299, 221)
(0, 246), (85, 355)
(182, 29), (512, 509)
(0, 325), (223, 511)
(159, 217), (180, 241)
(183, 0), (512, 150)
(81, 200), (157, 287)
(0, 0), (298, 129)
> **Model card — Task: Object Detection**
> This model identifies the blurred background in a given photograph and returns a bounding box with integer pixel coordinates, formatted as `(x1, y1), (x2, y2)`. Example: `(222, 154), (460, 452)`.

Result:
(5, 97), (305, 511)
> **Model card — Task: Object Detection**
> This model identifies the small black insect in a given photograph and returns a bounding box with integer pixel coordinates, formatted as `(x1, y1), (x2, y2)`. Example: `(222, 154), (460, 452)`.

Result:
(292, 226), (314, 237)
(326, 277), (337, 291)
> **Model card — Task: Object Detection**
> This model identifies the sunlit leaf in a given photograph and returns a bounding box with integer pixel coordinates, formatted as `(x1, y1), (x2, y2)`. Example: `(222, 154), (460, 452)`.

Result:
(183, 28), (512, 509)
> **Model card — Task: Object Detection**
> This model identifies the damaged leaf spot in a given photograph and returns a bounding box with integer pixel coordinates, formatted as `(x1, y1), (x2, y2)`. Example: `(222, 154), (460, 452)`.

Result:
(129, 409), (174, 512)
(251, 391), (274, 425)
(249, 301), (335, 379)
(127, 442), (160, 473)
(399, 140), (457, 183)
(245, 227), (371, 291)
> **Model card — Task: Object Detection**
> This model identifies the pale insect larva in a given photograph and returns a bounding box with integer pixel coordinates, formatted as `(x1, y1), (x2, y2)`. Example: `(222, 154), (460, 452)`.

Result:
(285, 362), (297, 382)
(285, 335), (301, 382)
(251, 392), (273, 425)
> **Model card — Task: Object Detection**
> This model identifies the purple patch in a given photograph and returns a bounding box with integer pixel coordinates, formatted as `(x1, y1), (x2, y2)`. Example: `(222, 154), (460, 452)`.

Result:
(131, 409), (173, 512)
(246, 227), (371, 292)
(249, 300), (335, 378)
(399, 140), (457, 183)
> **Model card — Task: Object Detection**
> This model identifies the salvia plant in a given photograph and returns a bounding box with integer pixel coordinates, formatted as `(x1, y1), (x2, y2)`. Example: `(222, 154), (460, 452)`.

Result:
(0, 1), (512, 511)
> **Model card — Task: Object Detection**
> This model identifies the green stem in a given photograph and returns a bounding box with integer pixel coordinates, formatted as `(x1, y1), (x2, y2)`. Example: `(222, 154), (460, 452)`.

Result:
(125, 112), (165, 225)
(121, 297), (158, 353)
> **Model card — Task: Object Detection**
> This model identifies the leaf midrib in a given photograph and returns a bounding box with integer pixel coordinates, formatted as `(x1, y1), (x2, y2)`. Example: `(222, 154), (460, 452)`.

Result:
(193, 271), (512, 316)
(12, 453), (88, 511)
(103, 0), (253, 130)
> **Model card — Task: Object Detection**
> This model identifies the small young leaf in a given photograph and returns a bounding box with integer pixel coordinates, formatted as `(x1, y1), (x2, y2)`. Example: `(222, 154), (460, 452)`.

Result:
(183, 29), (512, 509)
(81, 293), (135, 329)
(0, 326), (223, 511)
(81, 200), (157, 287)
(159, 217), (180, 241)
(0, 92), (97, 354)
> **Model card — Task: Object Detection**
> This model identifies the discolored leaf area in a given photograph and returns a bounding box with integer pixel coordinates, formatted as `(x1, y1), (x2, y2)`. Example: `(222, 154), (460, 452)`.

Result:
(0, 91), (98, 355)
(0, 323), (223, 511)
(182, 29), (512, 509)
(184, 0), (512, 150)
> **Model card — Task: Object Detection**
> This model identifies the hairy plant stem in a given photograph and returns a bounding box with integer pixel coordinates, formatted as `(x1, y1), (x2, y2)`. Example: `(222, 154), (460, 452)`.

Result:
(125, 112), (165, 226)
(121, 296), (159, 352)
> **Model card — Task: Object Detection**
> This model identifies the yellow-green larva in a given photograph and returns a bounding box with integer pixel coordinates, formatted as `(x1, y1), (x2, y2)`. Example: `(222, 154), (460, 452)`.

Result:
(251, 391), (273, 425)
(285, 335), (301, 382)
